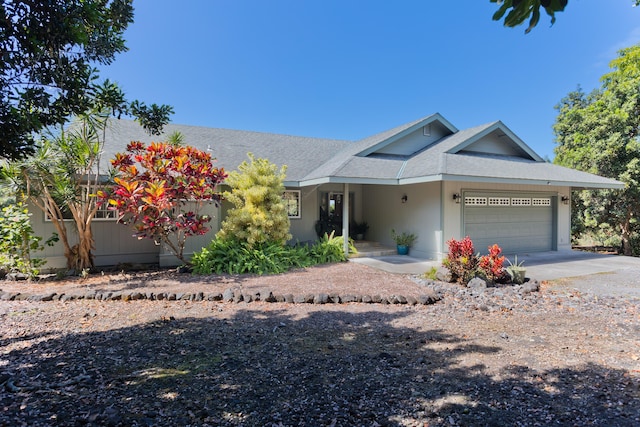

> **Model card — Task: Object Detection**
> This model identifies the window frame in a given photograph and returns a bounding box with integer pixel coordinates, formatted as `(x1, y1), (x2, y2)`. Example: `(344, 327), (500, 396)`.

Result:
(283, 189), (301, 219)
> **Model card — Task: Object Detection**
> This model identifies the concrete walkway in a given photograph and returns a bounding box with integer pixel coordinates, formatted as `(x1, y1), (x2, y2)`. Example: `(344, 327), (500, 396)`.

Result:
(350, 250), (640, 299)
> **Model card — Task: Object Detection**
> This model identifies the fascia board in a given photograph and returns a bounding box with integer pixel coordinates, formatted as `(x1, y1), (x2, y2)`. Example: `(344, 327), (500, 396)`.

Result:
(436, 173), (625, 189)
(298, 177), (399, 187)
(296, 173), (623, 189)
(398, 175), (444, 185)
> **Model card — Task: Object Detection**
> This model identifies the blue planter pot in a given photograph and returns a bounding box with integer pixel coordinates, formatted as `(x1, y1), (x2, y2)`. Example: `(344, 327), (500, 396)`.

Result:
(397, 245), (409, 255)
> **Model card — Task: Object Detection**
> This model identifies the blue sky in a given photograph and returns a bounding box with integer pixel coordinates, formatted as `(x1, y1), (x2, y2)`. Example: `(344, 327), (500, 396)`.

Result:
(101, 0), (640, 159)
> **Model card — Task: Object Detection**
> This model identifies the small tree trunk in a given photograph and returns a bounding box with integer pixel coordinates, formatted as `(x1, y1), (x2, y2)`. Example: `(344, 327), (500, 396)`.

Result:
(620, 214), (633, 256)
(75, 221), (95, 271)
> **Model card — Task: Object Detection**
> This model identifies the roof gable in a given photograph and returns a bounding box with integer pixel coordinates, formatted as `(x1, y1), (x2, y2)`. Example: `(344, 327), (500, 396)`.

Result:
(355, 113), (457, 157)
(446, 121), (543, 162)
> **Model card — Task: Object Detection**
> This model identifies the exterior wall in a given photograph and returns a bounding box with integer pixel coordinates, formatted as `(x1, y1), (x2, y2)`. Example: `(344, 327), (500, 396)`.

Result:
(28, 180), (573, 269)
(288, 186), (322, 244)
(362, 182), (442, 259)
(30, 204), (159, 271)
(159, 201), (221, 267)
(442, 181), (572, 258)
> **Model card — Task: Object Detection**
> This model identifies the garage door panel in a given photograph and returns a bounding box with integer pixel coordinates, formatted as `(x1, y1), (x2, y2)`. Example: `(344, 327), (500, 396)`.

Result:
(463, 194), (554, 254)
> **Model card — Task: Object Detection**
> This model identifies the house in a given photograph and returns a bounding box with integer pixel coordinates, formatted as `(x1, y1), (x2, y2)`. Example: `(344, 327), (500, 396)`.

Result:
(32, 113), (623, 268)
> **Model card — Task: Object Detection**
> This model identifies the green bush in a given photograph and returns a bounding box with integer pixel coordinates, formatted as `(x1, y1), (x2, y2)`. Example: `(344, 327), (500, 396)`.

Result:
(0, 203), (52, 278)
(191, 232), (354, 275)
(217, 154), (291, 247)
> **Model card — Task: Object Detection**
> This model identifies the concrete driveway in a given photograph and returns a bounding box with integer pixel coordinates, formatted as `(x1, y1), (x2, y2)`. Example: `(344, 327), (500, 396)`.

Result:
(350, 250), (640, 299)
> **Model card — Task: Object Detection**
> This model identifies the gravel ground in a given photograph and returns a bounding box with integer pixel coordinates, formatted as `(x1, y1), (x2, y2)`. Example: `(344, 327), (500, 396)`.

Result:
(0, 264), (639, 426)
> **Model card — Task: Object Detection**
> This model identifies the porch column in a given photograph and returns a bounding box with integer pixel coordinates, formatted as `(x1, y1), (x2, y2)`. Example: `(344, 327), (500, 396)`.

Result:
(342, 183), (350, 255)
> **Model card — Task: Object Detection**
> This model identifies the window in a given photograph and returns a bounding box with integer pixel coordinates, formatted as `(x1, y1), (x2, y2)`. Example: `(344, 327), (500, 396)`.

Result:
(283, 190), (301, 218)
(45, 186), (117, 222)
(488, 197), (510, 206)
(464, 196), (487, 206)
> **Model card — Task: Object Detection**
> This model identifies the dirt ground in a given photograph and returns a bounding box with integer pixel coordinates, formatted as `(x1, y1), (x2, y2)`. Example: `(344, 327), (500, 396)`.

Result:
(0, 262), (639, 426)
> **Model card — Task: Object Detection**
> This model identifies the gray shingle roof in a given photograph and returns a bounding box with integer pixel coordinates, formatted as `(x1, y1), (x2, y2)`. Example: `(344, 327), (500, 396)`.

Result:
(97, 116), (623, 190)
(99, 119), (351, 183)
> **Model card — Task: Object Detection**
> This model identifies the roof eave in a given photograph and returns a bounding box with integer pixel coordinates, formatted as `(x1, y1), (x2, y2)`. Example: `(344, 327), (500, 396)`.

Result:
(438, 174), (625, 189)
(298, 176), (400, 187)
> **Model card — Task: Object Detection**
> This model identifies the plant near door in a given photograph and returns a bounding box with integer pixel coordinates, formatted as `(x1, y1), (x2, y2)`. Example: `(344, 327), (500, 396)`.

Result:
(391, 229), (418, 246)
(391, 229), (418, 255)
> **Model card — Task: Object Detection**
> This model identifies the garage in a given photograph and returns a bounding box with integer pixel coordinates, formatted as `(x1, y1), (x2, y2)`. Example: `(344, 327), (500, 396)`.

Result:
(462, 192), (556, 255)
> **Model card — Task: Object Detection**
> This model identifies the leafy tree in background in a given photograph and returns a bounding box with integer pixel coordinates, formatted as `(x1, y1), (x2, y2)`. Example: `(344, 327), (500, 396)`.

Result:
(101, 138), (227, 265)
(0, 82), (172, 272)
(217, 153), (291, 247)
(1, 113), (107, 272)
(0, 0), (172, 160)
(491, 0), (640, 33)
(553, 44), (640, 256)
(0, 202), (52, 278)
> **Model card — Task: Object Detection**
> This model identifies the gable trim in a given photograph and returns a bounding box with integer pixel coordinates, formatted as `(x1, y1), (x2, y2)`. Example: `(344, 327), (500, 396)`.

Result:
(446, 121), (544, 162)
(356, 113), (458, 157)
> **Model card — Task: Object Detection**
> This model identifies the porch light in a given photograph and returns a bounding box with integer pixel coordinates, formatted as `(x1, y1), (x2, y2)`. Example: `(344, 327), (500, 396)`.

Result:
(401, 194), (408, 203)
(453, 193), (461, 203)
(561, 195), (570, 205)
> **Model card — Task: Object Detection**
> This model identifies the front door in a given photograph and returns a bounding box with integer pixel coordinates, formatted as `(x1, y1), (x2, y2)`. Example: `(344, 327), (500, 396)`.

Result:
(317, 192), (354, 237)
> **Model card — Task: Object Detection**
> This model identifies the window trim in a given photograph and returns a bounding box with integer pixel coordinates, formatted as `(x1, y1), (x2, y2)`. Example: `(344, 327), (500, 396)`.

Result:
(283, 189), (301, 219)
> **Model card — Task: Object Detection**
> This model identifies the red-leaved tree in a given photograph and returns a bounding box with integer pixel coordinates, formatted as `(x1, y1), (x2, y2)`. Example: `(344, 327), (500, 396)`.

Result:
(98, 140), (227, 264)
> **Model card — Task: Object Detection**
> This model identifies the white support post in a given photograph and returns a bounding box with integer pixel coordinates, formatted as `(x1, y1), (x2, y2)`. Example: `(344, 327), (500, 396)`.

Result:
(343, 183), (350, 256)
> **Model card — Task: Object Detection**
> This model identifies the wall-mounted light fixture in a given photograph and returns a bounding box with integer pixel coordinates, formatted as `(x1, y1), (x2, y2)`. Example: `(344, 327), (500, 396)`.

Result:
(452, 193), (461, 204)
(561, 195), (570, 205)
(401, 194), (408, 203)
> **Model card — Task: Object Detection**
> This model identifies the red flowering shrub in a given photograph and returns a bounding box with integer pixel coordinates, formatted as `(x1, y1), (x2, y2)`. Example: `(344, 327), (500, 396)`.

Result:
(98, 141), (227, 264)
(478, 244), (506, 283)
(443, 236), (478, 284)
(444, 238), (507, 285)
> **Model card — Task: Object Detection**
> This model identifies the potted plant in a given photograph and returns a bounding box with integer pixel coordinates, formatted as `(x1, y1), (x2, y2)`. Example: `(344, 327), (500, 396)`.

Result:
(506, 255), (526, 284)
(353, 221), (369, 240)
(391, 229), (417, 255)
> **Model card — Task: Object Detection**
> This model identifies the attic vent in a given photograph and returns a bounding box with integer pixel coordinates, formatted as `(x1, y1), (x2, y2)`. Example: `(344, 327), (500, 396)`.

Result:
(423, 124), (431, 136)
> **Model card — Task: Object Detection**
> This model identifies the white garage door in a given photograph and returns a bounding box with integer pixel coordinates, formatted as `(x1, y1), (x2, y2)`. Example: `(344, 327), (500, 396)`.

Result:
(463, 192), (555, 254)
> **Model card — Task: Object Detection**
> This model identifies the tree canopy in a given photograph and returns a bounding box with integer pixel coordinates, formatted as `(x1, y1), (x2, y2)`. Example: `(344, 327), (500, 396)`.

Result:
(553, 44), (640, 255)
(0, 0), (171, 160)
(491, 0), (640, 33)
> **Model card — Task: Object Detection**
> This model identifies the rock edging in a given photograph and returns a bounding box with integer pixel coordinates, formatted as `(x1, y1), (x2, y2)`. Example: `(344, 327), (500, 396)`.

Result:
(0, 288), (441, 306)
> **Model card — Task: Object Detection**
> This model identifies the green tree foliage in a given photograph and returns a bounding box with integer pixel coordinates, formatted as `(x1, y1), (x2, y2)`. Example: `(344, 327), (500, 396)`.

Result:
(490, 1), (640, 33)
(553, 44), (640, 255)
(0, 203), (51, 278)
(0, 82), (173, 272)
(217, 153), (292, 247)
(0, 0), (172, 160)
